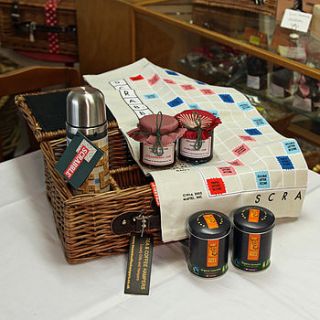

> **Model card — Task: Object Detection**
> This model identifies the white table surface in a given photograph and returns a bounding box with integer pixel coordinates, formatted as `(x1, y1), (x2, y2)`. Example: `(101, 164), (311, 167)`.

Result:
(1, 151), (320, 320)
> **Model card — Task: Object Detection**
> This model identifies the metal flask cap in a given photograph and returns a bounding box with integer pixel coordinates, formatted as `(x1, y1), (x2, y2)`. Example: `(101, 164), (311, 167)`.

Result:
(66, 86), (106, 128)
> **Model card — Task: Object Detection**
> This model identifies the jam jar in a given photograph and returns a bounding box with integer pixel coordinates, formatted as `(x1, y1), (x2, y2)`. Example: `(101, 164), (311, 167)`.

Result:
(176, 110), (221, 164)
(127, 112), (186, 168)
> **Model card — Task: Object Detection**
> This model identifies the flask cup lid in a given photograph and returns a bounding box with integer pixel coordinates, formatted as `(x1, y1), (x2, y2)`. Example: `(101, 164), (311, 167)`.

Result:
(66, 86), (106, 128)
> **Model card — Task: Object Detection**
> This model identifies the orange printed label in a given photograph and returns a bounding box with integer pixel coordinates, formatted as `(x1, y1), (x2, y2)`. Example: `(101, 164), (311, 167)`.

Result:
(207, 240), (219, 267)
(247, 234), (261, 261)
(203, 214), (219, 229)
(248, 208), (260, 223)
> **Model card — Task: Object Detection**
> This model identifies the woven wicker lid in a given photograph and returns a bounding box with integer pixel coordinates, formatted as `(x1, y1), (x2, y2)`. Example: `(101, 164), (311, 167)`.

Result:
(139, 113), (178, 134)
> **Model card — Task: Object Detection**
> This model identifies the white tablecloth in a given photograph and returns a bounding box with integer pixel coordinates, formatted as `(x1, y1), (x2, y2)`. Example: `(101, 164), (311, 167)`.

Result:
(1, 151), (320, 320)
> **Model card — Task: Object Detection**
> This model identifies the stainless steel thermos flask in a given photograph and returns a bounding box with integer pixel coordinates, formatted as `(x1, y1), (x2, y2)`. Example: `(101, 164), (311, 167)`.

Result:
(66, 86), (110, 193)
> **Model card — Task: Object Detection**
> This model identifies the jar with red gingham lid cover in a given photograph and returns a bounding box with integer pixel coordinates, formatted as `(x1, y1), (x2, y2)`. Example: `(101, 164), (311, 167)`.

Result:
(127, 112), (186, 168)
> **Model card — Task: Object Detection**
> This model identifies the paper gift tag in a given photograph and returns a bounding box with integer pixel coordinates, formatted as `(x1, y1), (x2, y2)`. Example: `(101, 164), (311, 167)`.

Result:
(124, 233), (153, 295)
(55, 132), (104, 189)
(281, 9), (312, 33)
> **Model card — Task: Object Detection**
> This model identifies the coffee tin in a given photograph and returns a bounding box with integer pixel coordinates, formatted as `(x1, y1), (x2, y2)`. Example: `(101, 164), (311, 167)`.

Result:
(232, 206), (275, 272)
(187, 210), (231, 278)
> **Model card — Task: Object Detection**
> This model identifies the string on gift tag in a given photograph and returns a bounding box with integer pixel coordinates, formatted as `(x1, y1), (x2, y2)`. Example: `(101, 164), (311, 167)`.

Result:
(151, 111), (164, 156)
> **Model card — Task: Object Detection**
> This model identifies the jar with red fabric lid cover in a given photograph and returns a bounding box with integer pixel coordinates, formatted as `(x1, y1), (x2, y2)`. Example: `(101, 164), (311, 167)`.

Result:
(176, 110), (221, 164)
(127, 112), (186, 168)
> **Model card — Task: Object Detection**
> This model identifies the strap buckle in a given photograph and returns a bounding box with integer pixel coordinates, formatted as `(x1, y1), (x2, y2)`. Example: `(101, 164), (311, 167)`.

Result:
(111, 211), (160, 235)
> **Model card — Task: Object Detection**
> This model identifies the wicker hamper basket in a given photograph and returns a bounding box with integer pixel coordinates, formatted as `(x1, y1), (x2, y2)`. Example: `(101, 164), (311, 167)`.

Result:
(16, 91), (162, 264)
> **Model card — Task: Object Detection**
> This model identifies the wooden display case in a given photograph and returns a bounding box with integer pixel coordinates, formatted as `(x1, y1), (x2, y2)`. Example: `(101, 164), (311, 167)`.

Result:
(132, 0), (320, 79)
(130, 0), (320, 157)
(75, 0), (149, 74)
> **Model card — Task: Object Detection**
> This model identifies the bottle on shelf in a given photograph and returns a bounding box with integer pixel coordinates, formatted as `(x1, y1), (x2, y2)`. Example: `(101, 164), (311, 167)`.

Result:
(270, 32), (313, 113)
(269, 65), (294, 98)
(246, 56), (268, 91)
(294, 70), (320, 113)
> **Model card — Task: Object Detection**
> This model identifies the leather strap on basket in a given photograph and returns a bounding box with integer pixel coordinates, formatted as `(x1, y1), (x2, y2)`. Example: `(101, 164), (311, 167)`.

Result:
(112, 211), (161, 235)
(45, 0), (60, 54)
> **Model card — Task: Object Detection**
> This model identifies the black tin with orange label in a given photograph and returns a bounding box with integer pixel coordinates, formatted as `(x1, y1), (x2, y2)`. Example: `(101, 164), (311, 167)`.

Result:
(187, 210), (231, 278)
(232, 206), (275, 272)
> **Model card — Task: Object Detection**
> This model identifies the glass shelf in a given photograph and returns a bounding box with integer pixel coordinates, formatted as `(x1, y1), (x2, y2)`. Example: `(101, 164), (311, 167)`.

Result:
(233, 83), (320, 123)
(133, 0), (320, 80)
(176, 40), (320, 124)
(131, 0), (320, 145)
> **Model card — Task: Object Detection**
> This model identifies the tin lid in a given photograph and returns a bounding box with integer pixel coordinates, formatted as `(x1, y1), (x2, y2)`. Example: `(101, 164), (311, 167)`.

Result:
(139, 113), (179, 134)
(188, 210), (231, 240)
(233, 206), (275, 233)
(66, 86), (106, 128)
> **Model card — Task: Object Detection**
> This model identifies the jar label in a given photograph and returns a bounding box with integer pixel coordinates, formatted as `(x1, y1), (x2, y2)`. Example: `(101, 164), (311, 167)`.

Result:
(270, 82), (285, 97)
(247, 234), (261, 261)
(293, 95), (312, 112)
(247, 75), (260, 90)
(142, 143), (175, 166)
(180, 137), (212, 158)
(203, 214), (219, 229)
(207, 239), (219, 267)
(248, 208), (260, 223)
(286, 47), (307, 62)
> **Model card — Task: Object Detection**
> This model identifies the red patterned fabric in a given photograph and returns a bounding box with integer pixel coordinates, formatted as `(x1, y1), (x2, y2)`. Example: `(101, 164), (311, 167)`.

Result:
(45, 0), (60, 54)
(176, 110), (221, 140)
